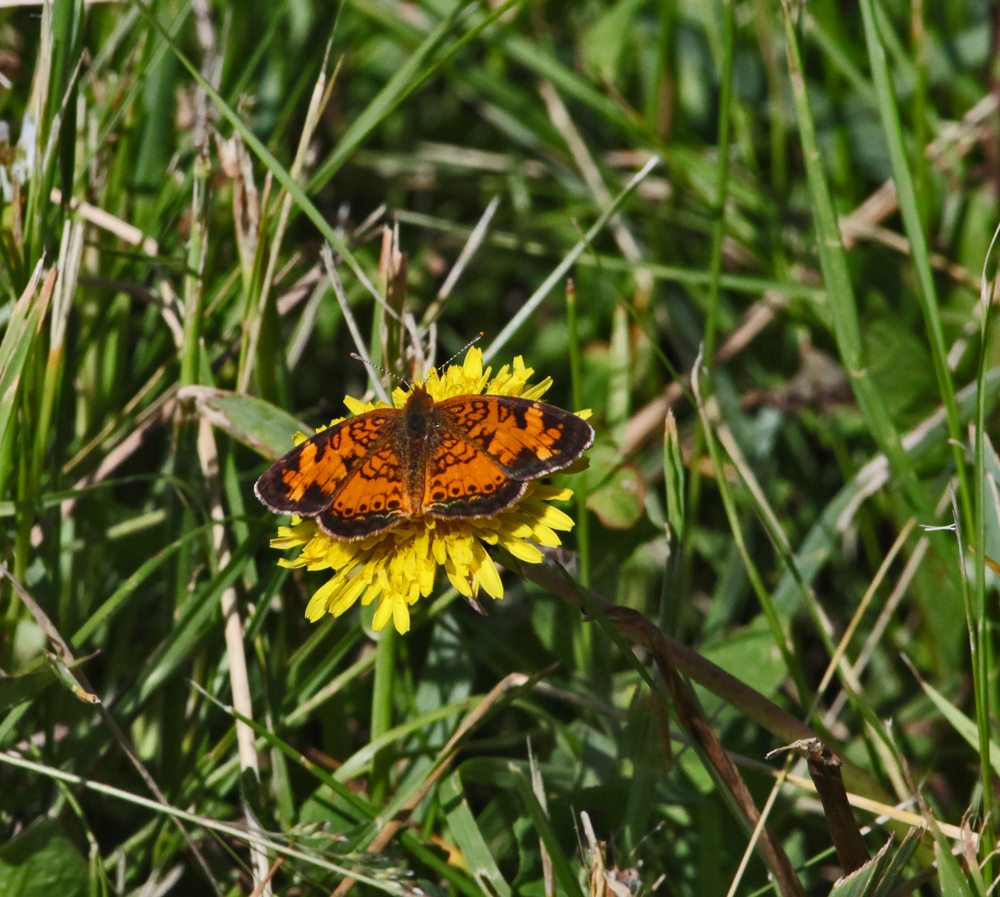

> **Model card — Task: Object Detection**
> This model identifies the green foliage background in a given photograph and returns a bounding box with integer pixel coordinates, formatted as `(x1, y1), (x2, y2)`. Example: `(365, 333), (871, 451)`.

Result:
(1, 0), (999, 894)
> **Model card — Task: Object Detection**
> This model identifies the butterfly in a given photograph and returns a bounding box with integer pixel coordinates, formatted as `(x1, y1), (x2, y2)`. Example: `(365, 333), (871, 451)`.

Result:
(255, 386), (594, 541)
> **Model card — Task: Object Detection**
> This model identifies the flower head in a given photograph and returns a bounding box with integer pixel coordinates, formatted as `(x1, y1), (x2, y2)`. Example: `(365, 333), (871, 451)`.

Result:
(267, 349), (590, 634)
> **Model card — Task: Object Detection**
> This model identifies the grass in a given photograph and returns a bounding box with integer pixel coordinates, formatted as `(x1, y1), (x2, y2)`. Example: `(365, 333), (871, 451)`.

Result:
(1, 0), (999, 895)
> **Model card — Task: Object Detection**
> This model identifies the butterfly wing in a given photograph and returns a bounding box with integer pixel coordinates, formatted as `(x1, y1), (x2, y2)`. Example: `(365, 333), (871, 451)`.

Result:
(255, 409), (415, 539)
(317, 440), (415, 540)
(422, 395), (593, 518)
(420, 429), (528, 518)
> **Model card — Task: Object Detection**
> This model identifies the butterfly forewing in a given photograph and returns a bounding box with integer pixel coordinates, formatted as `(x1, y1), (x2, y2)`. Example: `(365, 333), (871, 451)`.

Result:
(254, 409), (399, 518)
(435, 394), (594, 479)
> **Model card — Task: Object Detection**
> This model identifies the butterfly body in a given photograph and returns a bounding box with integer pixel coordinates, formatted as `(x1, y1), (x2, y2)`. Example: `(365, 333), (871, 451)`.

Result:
(255, 386), (594, 541)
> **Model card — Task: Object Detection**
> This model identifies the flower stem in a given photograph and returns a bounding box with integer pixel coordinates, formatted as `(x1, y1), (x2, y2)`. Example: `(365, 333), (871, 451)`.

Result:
(369, 625), (397, 804)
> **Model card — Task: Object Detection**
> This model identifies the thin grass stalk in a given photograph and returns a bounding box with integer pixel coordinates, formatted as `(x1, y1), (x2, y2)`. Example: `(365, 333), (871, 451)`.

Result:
(802, 14), (877, 107)
(751, 0), (787, 196)
(12, 267), (58, 588)
(331, 673), (535, 897)
(0, 262), (49, 652)
(34, 220), (81, 492)
(538, 78), (652, 301)
(814, 518), (916, 701)
(858, 0), (971, 532)
(608, 305), (630, 449)
(395, 210), (826, 299)
(648, 0), (675, 138)
(779, 0), (927, 514)
(307, 0), (477, 192)
(196, 417), (271, 895)
(685, 0), (736, 635)
(51, 0), (82, 209)
(910, 0), (929, 230)
(180, 152), (210, 387)
(421, 194), (501, 328)
(37, 220), (80, 626)
(972, 225), (1000, 867)
(566, 578), (804, 897)
(565, 280), (589, 589)
(22, 0), (54, 264)
(565, 277), (605, 689)
(725, 758), (793, 897)
(511, 560), (917, 840)
(0, 752), (407, 893)
(711, 414), (920, 769)
(130, 0), (388, 316)
(512, 767), (586, 897)
(703, 0), (735, 365)
(321, 246), (390, 405)
(0, 563), (225, 895)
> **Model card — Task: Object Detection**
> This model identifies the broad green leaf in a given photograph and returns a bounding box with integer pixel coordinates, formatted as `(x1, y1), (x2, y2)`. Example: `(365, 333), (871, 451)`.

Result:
(701, 615), (787, 702)
(180, 386), (311, 459)
(584, 444), (645, 529)
(0, 818), (88, 897)
(0, 667), (56, 713)
(910, 665), (1000, 771)
(828, 836), (892, 897)
(580, 0), (646, 85)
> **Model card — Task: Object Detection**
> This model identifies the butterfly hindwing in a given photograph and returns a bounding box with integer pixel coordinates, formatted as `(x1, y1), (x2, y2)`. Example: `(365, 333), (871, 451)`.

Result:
(319, 442), (415, 540)
(422, 430), (527, 518)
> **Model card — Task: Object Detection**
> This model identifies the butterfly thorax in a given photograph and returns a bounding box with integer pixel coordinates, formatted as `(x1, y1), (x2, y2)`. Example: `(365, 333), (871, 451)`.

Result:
(403, 386), (435, 436)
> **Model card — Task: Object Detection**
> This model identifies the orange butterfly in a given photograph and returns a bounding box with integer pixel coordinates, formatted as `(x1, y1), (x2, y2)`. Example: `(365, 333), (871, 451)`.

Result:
(255, 386), (594, 541)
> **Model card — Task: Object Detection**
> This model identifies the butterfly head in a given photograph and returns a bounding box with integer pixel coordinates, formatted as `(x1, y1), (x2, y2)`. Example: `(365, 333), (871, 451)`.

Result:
(403, 385), (435, 432)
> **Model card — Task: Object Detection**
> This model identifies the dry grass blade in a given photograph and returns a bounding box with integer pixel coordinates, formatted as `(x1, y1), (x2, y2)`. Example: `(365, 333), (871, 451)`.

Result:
(50, 188), (159, 256)
(421, 193), (501, 327)
(321, 244), (391, 405)
(196, 416), (271, 895)
(652, 625), (803, 896)
(513, 561), (810, 895)
(239, 53), (342, 394)
(538, 79), (652, 299)
(483, 154), (660, 361)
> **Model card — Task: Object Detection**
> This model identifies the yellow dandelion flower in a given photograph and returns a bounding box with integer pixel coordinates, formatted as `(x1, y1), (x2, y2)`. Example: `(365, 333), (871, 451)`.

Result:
(255, 349), (594, 634)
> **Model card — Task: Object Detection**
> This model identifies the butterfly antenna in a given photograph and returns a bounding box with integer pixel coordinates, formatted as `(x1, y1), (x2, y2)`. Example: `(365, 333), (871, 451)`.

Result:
(350, 354), (411, 389)
(431, 332), (484, 377)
